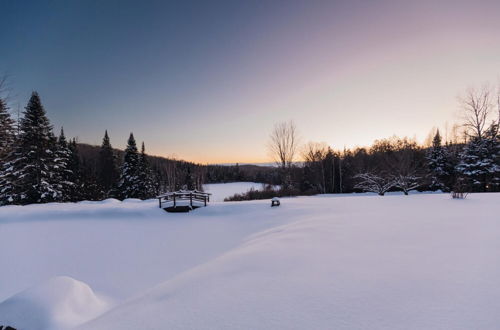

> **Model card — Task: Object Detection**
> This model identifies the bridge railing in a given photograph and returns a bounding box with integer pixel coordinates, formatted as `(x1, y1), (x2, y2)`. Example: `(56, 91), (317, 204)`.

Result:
(157, 190), (211, 209)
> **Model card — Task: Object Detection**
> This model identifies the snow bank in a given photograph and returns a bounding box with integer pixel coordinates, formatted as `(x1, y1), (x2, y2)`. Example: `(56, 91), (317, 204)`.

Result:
(0, 276), (110, 330)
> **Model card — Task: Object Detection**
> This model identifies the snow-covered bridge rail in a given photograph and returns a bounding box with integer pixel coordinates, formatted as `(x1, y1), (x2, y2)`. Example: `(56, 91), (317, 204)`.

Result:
(157, 190), (211, 212)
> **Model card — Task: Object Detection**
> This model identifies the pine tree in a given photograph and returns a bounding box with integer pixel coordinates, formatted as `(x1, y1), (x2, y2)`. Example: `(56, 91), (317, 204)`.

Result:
(137, 142), (156, 199)
(184, 166), (195, 190)
(67, 138), (83, 201)
(117, 133), (142, 199)
(98, 130), (119, 197)
(80, 157), (103, 201)
(53, 128), (75, 201)
(3, 92), (59, 204)
(456, 128), (500, 192)
(0, 98), (15, 159)
(0, 98), (16, 205)
(426, 130), (453, 191)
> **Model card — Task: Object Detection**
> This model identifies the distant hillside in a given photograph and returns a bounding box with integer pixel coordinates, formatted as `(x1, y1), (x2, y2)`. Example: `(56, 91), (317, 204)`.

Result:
(76, 143), (280, 188)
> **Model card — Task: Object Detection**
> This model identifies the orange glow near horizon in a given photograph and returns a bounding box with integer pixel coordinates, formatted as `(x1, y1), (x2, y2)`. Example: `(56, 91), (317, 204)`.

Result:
(6, 0), (500, 164)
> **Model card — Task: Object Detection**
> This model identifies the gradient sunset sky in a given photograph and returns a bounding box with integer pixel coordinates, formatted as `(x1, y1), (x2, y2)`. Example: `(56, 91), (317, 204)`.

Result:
(2, 0), (500, 163)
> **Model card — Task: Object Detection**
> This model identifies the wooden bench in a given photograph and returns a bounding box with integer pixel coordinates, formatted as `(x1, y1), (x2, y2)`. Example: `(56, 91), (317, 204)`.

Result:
(271, 197), (280, 207)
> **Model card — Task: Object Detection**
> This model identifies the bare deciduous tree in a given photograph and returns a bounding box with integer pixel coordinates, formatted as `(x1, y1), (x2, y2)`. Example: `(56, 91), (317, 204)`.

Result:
(268, 120), (299, 170)
(301, 142), (328, 193)
(354, 173), (395, 196)
(301, 142), (328, 164)
(459, 86), (493, 140)
(392, 173), (420, 195)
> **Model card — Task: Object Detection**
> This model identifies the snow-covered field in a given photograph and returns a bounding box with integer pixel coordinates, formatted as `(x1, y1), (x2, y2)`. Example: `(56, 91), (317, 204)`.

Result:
(0, 191), (499, 329)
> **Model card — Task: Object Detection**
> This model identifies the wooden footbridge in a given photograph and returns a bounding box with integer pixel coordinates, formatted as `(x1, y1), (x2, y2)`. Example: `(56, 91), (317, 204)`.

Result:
(157, 190), (211, 212)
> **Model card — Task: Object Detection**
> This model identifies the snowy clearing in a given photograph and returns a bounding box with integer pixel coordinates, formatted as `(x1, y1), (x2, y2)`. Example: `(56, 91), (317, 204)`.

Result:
(1, 192), (499, 329)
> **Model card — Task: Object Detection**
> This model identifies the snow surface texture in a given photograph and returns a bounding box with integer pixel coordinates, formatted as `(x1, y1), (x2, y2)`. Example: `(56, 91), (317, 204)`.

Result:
(0, 191), (499, 329)
(203, 182), (268, 202)
(0, 276), (110, 330)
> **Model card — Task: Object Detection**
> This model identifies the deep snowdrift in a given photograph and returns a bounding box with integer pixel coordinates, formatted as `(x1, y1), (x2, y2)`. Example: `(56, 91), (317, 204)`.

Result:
(0, 192), (499, 329)
(0, 276), (110, 330)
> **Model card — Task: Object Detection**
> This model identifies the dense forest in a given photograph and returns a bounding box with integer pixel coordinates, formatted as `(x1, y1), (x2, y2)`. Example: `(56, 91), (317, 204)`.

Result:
(0, 85), (499, 206)
(0, 91), (278, 204)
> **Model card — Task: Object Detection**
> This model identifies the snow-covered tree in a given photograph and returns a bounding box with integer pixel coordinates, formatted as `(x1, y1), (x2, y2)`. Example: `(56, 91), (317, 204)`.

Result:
(184, 166), (195, 191)
(0, 98), (16, 205)
(137, 142), (156, 199)
(67, 138), (84, 201)
(0, 98), (15, 159)
(354, 172), (395, 196)
(117, 133), (142, 199)
(455, 129), (500, 191)
(426, 130), (453, 191)
(1, 92), (59, 204)
(98, 130), (119, 197)
(53, 128), (76, 201)
(392, 173), (420, 195)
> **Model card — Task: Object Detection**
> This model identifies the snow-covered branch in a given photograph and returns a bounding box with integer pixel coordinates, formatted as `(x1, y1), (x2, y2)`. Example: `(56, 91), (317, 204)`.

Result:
(354, 173), (395, 196)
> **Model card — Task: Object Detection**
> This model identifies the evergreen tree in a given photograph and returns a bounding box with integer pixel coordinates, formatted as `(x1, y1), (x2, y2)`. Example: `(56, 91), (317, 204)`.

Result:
(455, 129), (500, 192)
(426, 130), (453, 191)
(0, 98), (16, 205)
(67, 138), (83, 201)
(2, 92), (59, 204)
(80, 157), (104, 201)
(0, 98), (15, 159)
(117, 133), (142, 199)
(137, 142), (156, 199)
(98, 130), (119, 197)
(53, 128), (76, 201)
(184, 166), (195, 190)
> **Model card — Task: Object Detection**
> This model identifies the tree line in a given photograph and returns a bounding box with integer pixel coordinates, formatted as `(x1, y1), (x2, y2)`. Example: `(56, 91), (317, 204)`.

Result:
(1, 83), (499, 205)
(0, 90), (281, 205)
(262, 85), (499, 198)
(0, 91), (161, 205)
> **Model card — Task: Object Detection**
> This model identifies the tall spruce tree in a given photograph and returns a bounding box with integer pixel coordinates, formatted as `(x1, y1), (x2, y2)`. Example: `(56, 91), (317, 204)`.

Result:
(53, 128), (75, 201)
(426, 130), (453, 191)
(0, 98), (16, 205)
(118, 133), (142, 199)
(67, 138), (83, 201)
(137, 142), (156, 199)
(0, 98), (15, 159)
(3, 92), (59, 204)
(98, 130), (119, 197)
(184, 166), (196, 190)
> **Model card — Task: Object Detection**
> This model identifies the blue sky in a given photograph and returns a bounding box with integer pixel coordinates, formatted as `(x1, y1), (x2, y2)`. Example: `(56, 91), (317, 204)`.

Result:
(2, 0), (500, 162)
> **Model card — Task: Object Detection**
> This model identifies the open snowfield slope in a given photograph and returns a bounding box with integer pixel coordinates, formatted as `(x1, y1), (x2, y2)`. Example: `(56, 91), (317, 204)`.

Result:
(1, 192), (499, 329)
